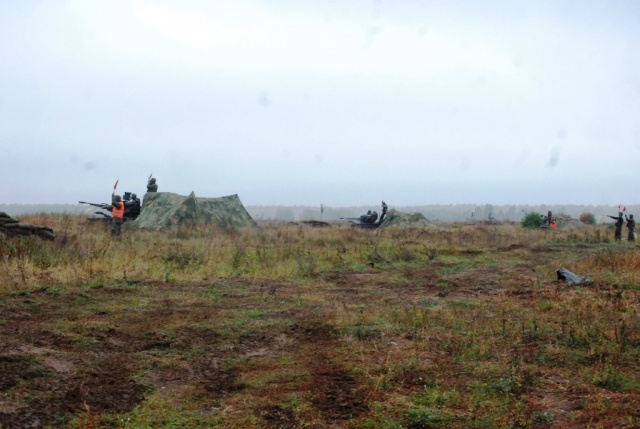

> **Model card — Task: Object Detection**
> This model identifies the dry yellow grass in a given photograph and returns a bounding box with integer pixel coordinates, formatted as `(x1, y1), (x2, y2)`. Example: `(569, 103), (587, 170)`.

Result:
(0, 215), (638, 428)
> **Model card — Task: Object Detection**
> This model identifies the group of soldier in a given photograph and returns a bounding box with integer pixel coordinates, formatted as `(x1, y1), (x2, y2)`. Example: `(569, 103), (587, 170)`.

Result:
(105, 176), (158, 236)
(608, 211), (635, 242)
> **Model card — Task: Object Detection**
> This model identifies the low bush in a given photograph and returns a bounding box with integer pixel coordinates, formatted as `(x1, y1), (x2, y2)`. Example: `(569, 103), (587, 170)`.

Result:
(580, 212), (597, 225)
(520, 212), (544, 228)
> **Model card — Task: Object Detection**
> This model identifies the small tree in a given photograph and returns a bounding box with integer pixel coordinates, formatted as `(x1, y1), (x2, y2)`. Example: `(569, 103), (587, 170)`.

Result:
(579, 212), (596, 225)
(521, 211), (545, 228)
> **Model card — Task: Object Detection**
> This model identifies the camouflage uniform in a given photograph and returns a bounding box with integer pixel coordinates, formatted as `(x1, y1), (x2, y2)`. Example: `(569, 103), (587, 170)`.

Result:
(608, 213), (624, 241)
(626, 215), (635, 242)
(147, 178), (158, 193)
(125, 194), (141, 219)
(111, 218), (123, 236)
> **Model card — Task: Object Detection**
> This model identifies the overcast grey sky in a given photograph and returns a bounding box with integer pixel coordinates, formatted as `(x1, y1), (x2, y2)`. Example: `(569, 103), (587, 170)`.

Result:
(1, 1), (639, 207)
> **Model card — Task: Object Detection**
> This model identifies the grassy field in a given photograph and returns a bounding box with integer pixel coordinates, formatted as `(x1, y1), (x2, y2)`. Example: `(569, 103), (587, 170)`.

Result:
(0, 215), (638, 428)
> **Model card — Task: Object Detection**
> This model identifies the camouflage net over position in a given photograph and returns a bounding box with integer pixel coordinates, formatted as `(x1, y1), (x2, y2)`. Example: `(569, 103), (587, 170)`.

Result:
(378, 209), (432, 228)
(132, 192), (259, 231)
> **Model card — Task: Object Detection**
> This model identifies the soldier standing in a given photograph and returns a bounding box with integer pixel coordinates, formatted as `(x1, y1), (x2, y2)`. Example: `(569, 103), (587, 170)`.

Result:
(102, 194), (125, 236)
(607, 212), (624, 241)
(379, 201), (388, 223)
(625, 214), (635, 242)
(125, 193), (141, 219)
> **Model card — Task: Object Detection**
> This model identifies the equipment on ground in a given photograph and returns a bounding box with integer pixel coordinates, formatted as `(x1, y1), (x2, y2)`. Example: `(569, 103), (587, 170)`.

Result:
(79, 197), (138, 222)
(341, 203), (389, 229)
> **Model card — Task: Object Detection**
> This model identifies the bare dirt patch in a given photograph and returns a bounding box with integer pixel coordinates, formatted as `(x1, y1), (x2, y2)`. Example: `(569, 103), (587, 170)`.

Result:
(289, 322), (369, 422)
(1, 240), (638, 428)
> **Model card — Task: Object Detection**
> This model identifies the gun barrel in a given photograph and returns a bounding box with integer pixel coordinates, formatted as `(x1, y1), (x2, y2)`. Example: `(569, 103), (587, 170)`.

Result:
(79, 201), (107, 208)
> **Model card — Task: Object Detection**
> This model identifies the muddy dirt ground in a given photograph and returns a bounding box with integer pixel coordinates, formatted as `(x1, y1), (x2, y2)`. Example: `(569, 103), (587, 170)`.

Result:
(1, 243), (638, 428)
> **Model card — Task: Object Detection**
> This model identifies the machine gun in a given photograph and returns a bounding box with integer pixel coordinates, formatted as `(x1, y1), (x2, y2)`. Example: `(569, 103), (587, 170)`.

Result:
(340, 203), (388, 229)
(80, 195), (139, 222)
(79, 201), (111, 224)
(340, 212), (377, 224)
(79, 201), (109, 209)
(79, 190), (133, 207)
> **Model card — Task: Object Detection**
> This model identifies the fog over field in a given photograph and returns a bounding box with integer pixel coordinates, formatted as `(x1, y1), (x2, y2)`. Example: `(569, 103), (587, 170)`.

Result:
(1, 1), (639, 207)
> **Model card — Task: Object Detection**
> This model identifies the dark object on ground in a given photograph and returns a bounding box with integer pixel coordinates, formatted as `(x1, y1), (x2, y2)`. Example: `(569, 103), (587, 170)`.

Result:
(85, 211), (115, 224)
(0, 212), (55, 240)
(86, 211), (130, 223)
(341, 203), (389, 229)
(556, 267), (591, 284)
(301, 220), (331, 227)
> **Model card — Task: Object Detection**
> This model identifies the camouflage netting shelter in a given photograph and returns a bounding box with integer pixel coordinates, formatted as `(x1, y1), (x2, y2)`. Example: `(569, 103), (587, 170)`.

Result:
(378, 209), (431, 228)
(132, 192), (259, 231)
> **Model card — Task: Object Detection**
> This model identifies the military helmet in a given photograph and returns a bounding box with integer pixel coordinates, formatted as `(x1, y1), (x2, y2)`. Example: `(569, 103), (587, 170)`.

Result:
(131, 193), (137, 199)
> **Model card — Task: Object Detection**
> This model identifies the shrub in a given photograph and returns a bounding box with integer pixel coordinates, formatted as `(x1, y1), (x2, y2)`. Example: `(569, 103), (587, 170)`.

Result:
(521, 212), (544, 228)
(579, 212), (596, 225)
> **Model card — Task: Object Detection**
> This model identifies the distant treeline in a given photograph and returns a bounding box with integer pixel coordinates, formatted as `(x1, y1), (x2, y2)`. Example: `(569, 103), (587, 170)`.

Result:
(1, 203), (634, 224)
(247, 204), (631, 223)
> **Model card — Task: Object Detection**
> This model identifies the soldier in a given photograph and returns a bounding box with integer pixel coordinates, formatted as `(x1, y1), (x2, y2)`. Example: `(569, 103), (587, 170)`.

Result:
(102, 194), (125, 236)
(125, 193), (141, 219)
(147, 177), (158, 193)
(625, 214), (635, 242)
(607, 212), (624, 241)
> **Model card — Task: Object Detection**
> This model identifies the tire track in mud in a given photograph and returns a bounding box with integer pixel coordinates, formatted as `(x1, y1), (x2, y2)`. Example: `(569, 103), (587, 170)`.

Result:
(0, 351), (147, 429)
(287, 321), (369, 424)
